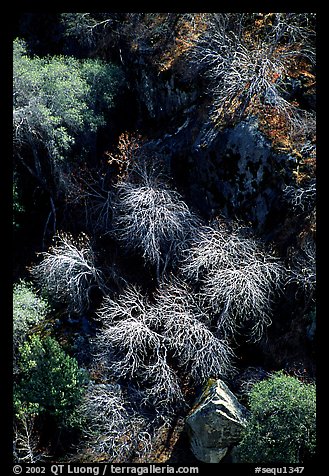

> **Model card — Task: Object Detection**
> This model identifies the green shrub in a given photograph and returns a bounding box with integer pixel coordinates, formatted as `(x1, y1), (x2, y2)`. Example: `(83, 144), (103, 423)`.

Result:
(16, 335), (88, 427)
(235, 371), (316, 463)
(13, 281), (50, 347)
(13, 38), (124, 169)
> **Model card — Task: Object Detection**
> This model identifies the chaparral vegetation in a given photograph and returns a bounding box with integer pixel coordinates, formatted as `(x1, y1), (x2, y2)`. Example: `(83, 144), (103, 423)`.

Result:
(12, 12), (316, 466)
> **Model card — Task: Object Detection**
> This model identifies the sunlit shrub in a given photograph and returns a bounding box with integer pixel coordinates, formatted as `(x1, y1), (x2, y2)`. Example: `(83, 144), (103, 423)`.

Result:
(235, 371), (316, 463)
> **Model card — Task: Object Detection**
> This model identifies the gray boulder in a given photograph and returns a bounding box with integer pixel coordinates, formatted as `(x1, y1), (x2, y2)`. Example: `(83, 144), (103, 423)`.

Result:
(185, 378), (249, 463)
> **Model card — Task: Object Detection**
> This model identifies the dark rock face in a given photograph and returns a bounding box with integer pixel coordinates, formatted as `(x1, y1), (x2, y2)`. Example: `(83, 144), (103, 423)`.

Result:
(176, 117), (295, 235)
(132, 66), (198, 128)
(138, 69), (197, 121)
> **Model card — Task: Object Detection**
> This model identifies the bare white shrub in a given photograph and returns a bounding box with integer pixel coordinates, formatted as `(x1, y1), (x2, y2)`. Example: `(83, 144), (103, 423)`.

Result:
(188, 13), (315, 133)
(138, 354), (186, 411)
(180, 222), (283, 341)
(13, 412), (45, 463)
(31, 232), (106, 313)
(180, 223), (236, 282)
(93, 285), (185, 412)
(269, 13), (316, 51)
(283, 180), (316, 212)
(203, 263), (277, 341)
(151, 275), (205, 328)
(181, 223), (269, 282)
(112, 164), (199, 280)
(165, 313), (234, 384)
(96, 316), (165, 380)
(79, 383), (153, 462)
(94, 275), (235, 410)
(153, 277), (235, 384)
(96, 284), (152, 325)
(287, 235), (316, 296)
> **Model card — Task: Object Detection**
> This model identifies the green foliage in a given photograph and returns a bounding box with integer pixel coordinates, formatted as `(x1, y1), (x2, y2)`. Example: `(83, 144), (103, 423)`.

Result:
(16, 335), (88, 426)
(80, 58), (124, 117)
(235, 371), (316, 463)
(13, 281), (50, 347)
(13, 38), (123, 163)
(14, 392), (41, 428)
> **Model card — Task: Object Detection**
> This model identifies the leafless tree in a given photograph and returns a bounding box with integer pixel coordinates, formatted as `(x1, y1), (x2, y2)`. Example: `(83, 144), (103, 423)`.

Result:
(150, 275), (203, 328)
(188, 13), (315, 133)
(287, 235), (316, 297)
(268, 13), (316, 48)
(31, 232), (107, 313)
(112, 163), (200, 280)
(283, 179), (316, 212)
(93, 285), (185, 412)
(138, 354), (186, 411)
(168, 315), (234, 384)
(96, 284), (152, 325)
(203, 263), (278, 341)
(13, 412), (45, 463)
(180, 221), (283, 341)
(95, 315), (165, 381)
(152, 277), (235, 384)
(76, 381), (182, 462)
(95, 276), (235, 394)
(78, 382), (153, 462)
(180, 221), (233, 282)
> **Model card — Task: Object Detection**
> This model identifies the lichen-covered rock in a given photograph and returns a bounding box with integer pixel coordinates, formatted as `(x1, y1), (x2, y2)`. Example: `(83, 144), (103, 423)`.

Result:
(185, 378), (249, 463)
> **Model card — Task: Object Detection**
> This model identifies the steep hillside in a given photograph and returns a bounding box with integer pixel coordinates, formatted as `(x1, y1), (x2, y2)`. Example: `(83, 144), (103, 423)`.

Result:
(13, 12), (316, 467)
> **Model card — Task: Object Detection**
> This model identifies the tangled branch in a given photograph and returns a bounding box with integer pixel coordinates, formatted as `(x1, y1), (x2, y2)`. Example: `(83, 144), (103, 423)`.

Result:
(96, 284), (152, 325)
(93, 273), (236, 410)
(31, 232), (106, 313)
(93, 285), (185, 412)
(79, 383), (153, 462)
(287, 236), (316, 297)
(112, 164), (199, 280)
(14, 412), (45, 463)
(63, 167), (115, 234)
(188, 13), (315, 134)
(153, 277), (235, 384)
(180, 222), (283, 341)
(283, 179), (316, 212)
